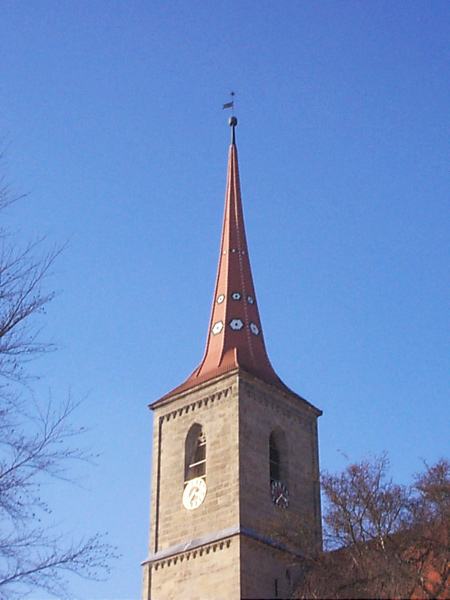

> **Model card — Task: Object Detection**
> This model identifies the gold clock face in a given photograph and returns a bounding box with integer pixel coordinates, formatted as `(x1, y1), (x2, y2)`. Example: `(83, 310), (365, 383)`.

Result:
(182, 477), (207, 510)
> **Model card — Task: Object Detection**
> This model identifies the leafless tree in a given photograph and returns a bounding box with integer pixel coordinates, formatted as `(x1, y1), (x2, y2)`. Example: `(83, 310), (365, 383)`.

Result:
(411, 459), (450, 599)
(295, 455), (450, 599)
(0, 157), (115, 598)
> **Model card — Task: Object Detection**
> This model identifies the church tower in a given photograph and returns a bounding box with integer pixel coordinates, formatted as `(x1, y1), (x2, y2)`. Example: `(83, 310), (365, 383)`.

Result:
(142, 118), (322, 600)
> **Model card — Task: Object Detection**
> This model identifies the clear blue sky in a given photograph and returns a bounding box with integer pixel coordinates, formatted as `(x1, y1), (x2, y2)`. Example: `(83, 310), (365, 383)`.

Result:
(1, 2), (449, 598)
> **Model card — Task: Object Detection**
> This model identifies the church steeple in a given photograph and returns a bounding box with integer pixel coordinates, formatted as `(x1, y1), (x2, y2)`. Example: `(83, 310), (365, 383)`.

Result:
(143, 118), (322, 600)
(157, 117), (290, 401)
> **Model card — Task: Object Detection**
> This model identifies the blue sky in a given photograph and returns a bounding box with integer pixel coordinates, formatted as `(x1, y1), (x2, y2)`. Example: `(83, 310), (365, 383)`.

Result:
(1, 2), (449, 598)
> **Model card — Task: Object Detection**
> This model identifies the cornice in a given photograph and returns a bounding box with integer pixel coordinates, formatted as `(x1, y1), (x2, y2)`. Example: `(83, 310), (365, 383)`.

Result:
(239, 372), (322, 422)
(148, 537), (233, 571)
(159, 383), (234, 423)
(142, 525), (306, 570)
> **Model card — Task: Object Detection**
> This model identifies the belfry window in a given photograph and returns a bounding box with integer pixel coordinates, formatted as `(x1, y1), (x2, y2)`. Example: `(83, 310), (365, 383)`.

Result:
(269, 428), (288, 484)
(270, 432), (281, 482)
(185, 424), (206, 483)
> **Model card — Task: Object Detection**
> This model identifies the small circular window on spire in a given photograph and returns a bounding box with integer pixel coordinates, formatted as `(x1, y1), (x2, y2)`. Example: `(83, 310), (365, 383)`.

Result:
(229, 318), (244, 331)
(231, 292), (242, 301)
(212, 321), (224, 335)
(216, 294), (225, 304)
(247, 295), (255, 305)
(250, 322), (260, 336)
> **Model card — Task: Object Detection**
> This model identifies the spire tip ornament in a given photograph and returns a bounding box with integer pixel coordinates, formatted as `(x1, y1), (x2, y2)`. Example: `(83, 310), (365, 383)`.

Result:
(229, 116), (238, 145)
(223, 93), (237, 143)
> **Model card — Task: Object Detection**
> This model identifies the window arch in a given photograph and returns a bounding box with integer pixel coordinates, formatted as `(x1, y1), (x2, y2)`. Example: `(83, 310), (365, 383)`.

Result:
(269, 428), (288, 485)
(184, 423), (206, 484)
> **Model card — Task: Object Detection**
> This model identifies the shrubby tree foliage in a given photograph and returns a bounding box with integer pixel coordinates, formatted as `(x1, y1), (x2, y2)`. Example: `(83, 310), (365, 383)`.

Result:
(296, 455), (450, 599)
(0, 161), (114, 598)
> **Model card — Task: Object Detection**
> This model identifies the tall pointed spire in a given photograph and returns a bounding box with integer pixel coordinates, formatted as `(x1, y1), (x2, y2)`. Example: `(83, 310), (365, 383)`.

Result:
(159, 117), (290, 401)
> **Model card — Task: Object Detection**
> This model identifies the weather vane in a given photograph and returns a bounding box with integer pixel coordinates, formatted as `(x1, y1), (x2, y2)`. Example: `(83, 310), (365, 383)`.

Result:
(222, 91), (235, 115)
(223, 92), (237, 143)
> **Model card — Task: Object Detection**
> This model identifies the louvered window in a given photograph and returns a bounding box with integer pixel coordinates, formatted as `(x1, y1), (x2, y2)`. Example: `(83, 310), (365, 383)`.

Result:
(185, 424), (206, 483)
(269, 428), (288, 485)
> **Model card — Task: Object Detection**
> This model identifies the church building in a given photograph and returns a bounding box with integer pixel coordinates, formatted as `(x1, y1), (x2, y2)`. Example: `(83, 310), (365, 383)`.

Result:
(142, 117), (322, 600)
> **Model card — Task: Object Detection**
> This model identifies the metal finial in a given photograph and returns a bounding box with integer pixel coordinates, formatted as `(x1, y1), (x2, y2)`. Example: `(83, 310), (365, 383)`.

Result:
(229, 116), (238, 145)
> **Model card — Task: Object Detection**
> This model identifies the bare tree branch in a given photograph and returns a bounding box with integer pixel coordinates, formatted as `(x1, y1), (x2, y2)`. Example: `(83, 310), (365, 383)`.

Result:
(294, 456), (450, 599)
(0, 153), (116, 598)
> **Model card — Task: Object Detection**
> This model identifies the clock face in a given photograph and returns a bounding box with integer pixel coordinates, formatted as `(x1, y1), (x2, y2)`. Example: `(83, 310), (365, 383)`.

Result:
(271, 480), (289, 509)
(183, 477), (207, 510)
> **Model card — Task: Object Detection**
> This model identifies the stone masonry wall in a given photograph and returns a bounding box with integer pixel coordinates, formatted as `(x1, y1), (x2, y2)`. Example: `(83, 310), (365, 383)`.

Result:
(238, 374), (321, 551)
(148, 373), (241, 556)
(240, 535), (295, 599)
(143, 370), (321, 599)
(145, 535), (240, 600)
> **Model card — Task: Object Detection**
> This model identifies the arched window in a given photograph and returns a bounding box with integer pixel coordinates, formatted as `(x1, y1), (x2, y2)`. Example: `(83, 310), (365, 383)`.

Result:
(184, 423), (206, 484)
(269, 431), (281, 482)
(269, 428), (288, 484)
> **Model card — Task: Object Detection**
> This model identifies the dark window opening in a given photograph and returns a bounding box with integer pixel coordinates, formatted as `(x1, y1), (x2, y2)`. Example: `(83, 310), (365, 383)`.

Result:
(185, 426), (206, 483)
(270, 432), (281, 482)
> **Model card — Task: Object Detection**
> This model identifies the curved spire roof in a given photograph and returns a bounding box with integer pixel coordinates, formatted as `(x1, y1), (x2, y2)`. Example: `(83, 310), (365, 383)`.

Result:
(157, 118), (292, 401)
